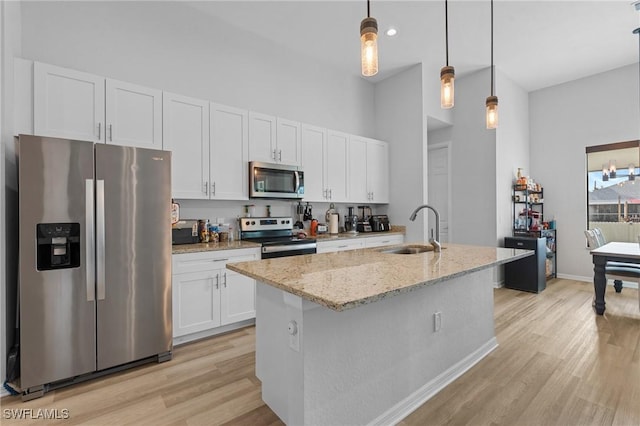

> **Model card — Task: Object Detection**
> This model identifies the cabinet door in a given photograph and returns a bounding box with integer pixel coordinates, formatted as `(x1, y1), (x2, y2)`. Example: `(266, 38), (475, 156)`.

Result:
(348, 136), (369, 203)
(326, 130), (349, 202)
(276, 118), (302, 165)
(34, 62), (105, 142)
(105, 79), (162, 149)
(301, 124), (327, 202)
(220, 270), (256, 325)
(366, 139), (389, 203)
(163, 92), (210, 199)
(172, 270), (221, 337)
(248, 112), (277, 163)
(210, 103), (249, 200)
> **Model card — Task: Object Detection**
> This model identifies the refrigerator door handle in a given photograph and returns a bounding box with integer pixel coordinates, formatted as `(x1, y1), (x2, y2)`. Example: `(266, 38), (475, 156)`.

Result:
(86, 179), (96, 302)
(96, 179), (106, 300)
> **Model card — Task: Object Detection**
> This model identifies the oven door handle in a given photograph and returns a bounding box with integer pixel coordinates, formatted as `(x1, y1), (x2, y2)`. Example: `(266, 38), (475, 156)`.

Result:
(262, 243), (317, 254)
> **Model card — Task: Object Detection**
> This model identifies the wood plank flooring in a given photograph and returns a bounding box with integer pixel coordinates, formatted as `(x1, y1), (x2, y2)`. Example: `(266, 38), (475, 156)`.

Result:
(2, 279), (639, 425)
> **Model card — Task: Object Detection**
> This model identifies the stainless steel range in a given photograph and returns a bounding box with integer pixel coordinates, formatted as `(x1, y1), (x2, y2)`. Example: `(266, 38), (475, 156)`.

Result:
(240, 217), (316, 259)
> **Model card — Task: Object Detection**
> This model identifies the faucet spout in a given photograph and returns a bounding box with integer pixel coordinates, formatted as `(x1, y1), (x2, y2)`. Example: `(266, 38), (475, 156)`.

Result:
(409, 204), (441, 252)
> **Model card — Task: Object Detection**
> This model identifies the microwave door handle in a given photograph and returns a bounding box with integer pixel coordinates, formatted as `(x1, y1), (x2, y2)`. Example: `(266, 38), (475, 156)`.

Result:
(294, 171), (300, 193)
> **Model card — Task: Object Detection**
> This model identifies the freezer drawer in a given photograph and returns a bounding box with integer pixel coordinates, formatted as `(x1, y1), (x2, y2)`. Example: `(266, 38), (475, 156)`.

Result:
(504, 236), (546, 293)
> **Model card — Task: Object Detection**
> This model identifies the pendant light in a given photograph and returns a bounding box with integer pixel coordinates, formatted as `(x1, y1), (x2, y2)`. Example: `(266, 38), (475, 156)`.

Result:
(440, 0), (455, 109)
(628, 164), (636, 181)
(486, 0), (498, 129)
(360, 0), (379, 77)
(609, 160), (617, 178)
(602, 164), (610, 182)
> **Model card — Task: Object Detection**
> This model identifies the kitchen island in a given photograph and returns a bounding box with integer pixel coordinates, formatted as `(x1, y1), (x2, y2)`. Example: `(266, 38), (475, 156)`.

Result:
(227, 243), (531, 425)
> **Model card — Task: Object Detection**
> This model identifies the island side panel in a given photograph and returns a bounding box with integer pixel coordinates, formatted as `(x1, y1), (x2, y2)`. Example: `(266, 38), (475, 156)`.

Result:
(256, 267), (498, 425)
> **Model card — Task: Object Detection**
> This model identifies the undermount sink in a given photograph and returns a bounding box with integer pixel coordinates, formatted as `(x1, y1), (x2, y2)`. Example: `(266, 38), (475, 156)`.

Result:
(381, 244), (436, 255)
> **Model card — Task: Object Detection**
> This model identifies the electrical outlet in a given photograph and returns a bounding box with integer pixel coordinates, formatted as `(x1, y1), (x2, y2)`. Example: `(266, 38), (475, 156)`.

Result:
(433, 312), (442, 332)
(288, 320), (300, 352)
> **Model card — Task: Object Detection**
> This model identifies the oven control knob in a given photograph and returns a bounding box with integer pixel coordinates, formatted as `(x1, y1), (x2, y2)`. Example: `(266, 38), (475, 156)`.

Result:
(251, 221), (256, 225)
(281, 220), (285, 224)
(245, 221), (250, 226)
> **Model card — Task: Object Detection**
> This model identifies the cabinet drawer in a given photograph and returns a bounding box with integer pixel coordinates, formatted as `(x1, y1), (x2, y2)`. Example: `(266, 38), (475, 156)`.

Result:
(363, 235), (404, 248)
(317, 239), (365, 253)
(172, 249), (258, 274)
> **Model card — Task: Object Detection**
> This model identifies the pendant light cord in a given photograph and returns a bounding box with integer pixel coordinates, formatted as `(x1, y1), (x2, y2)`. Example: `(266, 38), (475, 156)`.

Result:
(490, 0), (494, 97)
(636, 27), (640, 135)
(367, 0), (370, 18)
(445, 0), (449, 66)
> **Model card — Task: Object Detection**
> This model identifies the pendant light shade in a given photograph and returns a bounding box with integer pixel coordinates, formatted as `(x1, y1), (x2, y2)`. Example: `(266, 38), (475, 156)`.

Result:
(628, 164), (636, 181)
(440, 0), (455, 109)
(486, 94), (498, 129)
(602, 164), (610, 181)
(360, 1), (378, 77)
(486, 0), (498, 129)
(609, 160), (617, 178)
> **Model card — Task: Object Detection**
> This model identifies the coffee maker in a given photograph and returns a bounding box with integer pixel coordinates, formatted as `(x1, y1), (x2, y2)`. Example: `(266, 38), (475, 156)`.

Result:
(356, 206), (372, 232)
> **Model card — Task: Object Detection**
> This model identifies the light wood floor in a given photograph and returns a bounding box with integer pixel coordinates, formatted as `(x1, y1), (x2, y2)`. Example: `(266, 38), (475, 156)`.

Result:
(2, 279), (639, 426)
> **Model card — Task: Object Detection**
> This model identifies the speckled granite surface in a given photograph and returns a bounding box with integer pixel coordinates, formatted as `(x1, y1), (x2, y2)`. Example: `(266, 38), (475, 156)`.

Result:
(172, 240), (260, 254)
(227, 243), (533, 311)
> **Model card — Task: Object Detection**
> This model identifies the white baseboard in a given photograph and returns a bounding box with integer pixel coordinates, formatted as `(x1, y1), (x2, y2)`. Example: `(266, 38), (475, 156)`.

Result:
(368, 337), (499, 426)
(557, 273), (591, 282)
(173, 319), (255, 346)
(0, 387), (9, 397)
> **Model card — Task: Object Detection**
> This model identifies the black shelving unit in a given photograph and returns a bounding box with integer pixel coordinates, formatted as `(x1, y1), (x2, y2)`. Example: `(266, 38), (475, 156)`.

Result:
(512, 185), (557, 279)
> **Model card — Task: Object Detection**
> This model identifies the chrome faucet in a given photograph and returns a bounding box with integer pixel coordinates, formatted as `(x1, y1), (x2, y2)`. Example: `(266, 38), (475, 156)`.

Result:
(409, 204), (442, 252)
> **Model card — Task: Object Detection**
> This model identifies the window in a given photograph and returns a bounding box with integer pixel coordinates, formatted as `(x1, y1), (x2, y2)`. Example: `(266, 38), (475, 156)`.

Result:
(586, 140), (640, 243)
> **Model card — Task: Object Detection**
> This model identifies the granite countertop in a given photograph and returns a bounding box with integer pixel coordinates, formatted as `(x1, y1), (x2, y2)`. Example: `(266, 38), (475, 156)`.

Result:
(172, 240), (261, 254)
(172, 226), (406, 254)
(226, 243), (533, 312)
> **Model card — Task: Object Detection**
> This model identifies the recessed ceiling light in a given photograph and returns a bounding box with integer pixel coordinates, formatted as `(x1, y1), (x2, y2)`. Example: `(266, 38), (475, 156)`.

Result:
(386, 28), (397, 37)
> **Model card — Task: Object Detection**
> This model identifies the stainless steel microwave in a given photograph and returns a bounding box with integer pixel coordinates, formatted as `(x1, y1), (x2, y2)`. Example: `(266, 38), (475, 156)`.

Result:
(249, 161), (304, 199)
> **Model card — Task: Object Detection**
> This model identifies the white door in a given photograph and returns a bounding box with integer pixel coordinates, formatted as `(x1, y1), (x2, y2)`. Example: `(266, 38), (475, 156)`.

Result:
(348, 136), (369, 203)
(248, 112), (277, 163)
(276, 118), (302, 166)
(326, 130), (349, 202)
(105, 79), (162, 149)
(210, 103), (249, 200)
(34, 62), (105, 142)
(366, 139), (389, 203)
(220, 271), (256, 325)
(428, 143), (451, 243)
(301, 124), (327, 201)
(172, 270), (221, 337)
(163, 93), (210, 199)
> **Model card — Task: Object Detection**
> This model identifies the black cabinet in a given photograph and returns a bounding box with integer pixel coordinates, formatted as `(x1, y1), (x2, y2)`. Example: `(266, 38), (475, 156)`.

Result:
(504, 236), (546, 293)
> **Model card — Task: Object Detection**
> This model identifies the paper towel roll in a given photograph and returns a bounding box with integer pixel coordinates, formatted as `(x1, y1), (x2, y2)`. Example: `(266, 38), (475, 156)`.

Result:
(329, 213), (339, 234)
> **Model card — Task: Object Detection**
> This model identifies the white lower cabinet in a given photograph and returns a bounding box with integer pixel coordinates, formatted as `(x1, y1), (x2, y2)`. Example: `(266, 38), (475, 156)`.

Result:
(172, 248), (258, 341)
(317, 234), (404, 253)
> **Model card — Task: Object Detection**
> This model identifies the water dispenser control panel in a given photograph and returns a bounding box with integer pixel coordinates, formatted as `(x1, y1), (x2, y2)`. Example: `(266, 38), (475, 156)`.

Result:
(36, 223), (81, 270)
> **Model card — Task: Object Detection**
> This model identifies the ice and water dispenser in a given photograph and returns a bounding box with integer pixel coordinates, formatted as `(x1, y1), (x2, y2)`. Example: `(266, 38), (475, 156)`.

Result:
(36, 223), (81, 270)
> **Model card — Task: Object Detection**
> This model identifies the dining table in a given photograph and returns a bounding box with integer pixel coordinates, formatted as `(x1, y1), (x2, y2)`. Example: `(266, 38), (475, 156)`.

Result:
(590, 241), (640, 315)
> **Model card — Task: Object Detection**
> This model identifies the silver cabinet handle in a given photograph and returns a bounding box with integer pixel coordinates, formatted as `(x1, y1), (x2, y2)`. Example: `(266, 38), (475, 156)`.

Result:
(108, 124), (113, 141)
(338, 245), (348, 248)
(204, 181), (208, 195)
(323, 189), (327, 199)
(85, 179), (95, 302)
(272, 149), (277, 160)
(211, 258), (229, 262)
(279, 150), (282, 161)
(96, 179), (106, 301)
(97, 123), (102, 140)
(223, 272), (227, 287)
(212, 181), (216, 196)
(329, 189), (332, 199)
(215, 274), (220, 289)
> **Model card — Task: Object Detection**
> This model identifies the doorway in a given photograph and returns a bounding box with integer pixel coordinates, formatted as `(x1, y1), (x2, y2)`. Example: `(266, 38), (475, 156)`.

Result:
(428, 143), (451, 243)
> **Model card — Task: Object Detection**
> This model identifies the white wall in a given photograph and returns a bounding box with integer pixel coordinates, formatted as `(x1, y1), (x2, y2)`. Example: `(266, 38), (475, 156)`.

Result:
(374, 64), (425, 242)
(450, 68), (497, 246)
(20, 1), (375, 137)
(495, 69), (530, 244)
(530, 63), (640, 280)
(1, 0), (22, 389)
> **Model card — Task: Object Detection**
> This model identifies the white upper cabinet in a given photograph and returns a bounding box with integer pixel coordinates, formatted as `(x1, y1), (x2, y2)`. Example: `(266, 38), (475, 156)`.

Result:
(348, 136), (369, 203)
(34, 62), (162, 149)
(248, 112), (277, 163)
(105, 79), (162, 149)
(325, 130), (349, 202)
(209, 103), (249, 200)
(366, 139), (389, 203)
(249, 112), (302, 166)
(163, 92), (210, 199)
(34, 62), (105, 142)
(301, 124), (326, 202)
(276, 118), (302, 166)
(348, 136), (389, 204)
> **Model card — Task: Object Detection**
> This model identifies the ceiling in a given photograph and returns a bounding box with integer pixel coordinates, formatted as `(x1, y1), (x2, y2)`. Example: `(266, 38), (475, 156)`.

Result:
(187, 0), (640, 92)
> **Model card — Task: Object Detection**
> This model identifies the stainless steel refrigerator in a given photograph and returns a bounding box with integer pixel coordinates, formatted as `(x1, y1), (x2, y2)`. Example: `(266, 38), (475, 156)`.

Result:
(18, 134), (172, 399)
